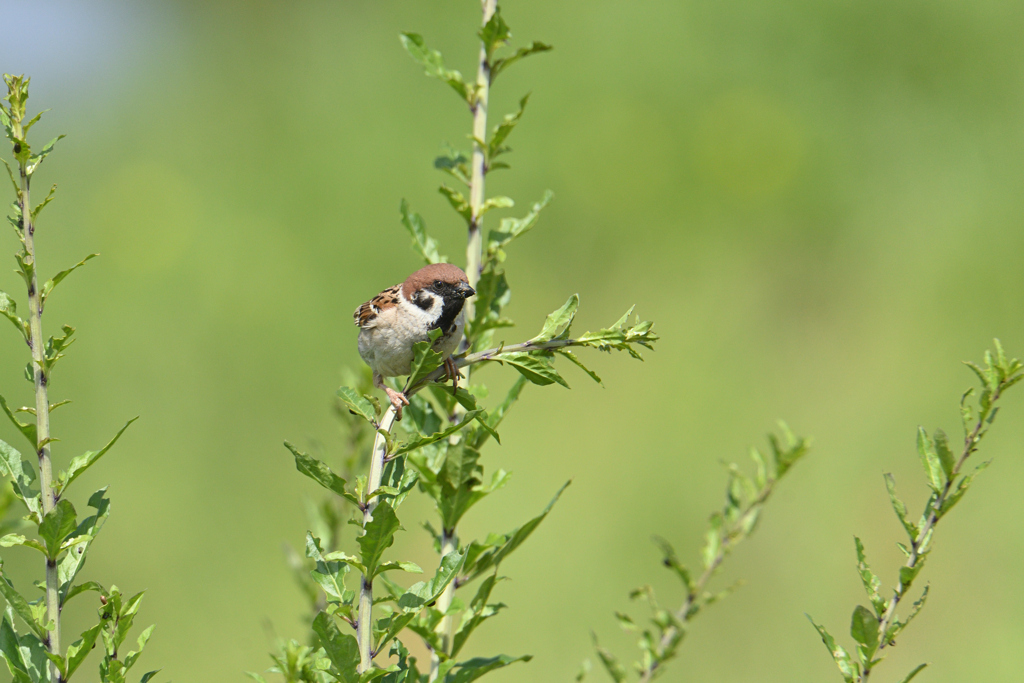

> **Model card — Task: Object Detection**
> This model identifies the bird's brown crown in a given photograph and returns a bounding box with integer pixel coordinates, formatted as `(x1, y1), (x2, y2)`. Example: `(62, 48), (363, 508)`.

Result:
(401, 263), (469, 299)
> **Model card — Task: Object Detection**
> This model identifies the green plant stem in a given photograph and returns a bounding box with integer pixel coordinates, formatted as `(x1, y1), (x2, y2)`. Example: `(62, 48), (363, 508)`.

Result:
(410, 337), (578, 394)
(356, 406), (397, 673)
(863, 392), (1001, 682)
(428, 530), (459, 683)
(462, 0), (497, 337)
(17, 145), (61, 681)
(637, 484), (775, 683)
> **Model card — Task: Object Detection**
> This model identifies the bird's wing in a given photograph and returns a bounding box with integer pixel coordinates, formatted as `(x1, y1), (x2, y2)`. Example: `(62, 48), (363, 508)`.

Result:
(353, 284), (401, 328)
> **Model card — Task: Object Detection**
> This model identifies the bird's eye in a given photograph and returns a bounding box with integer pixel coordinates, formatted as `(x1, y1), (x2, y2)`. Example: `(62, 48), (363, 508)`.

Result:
(433, 280), (443, 288)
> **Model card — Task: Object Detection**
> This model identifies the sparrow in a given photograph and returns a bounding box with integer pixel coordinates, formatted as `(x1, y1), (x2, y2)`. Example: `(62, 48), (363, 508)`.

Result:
(354, 263), (476, 419)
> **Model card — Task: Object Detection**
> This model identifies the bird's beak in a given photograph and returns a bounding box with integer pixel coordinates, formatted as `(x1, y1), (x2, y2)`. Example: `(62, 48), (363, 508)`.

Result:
(458, 282), (476, 298)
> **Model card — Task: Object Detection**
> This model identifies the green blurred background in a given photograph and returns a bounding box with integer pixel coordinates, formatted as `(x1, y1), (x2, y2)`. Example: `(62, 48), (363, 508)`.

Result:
(3, 0), (1024, 681)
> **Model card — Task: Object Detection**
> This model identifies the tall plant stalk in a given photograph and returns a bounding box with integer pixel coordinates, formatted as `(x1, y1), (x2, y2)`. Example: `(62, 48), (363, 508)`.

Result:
(13, 87), (61, 683)
(1, 73), (156, 683)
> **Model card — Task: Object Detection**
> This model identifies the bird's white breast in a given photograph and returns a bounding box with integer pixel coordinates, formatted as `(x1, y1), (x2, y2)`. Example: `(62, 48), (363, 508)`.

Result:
(357, 290), (464, 378)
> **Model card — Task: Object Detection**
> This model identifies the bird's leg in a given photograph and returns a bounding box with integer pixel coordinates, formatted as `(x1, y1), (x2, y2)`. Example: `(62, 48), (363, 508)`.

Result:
(374, 371), (409, 420)
(443, 357), (461, 395)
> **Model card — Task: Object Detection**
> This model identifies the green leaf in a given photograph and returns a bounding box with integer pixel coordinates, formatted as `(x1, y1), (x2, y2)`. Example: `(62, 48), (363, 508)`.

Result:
(38, 499), (77, 559)
(0, 394), (36, 451)
(450, 574), (504, 658)
(916, 427), (944, 491)
(885, 474), (917, 540)
(306, 533), (354, 598)
(0, 610), (34, 683)
(400, 200), (444, 265)
(287, 442), (362, 507)
(896, 664), (928, 683)
(25, 135), (65, 175)
(479, 196), (514, 216)
(495, 352), (568, 387)
(478, 7), (511, 60)
(397, 550), (466, 612)
(849, 605), (879, 659)
(407, 331), (445, 387)
(653, 536), (693, 591)
(434, 148), (470, 186)
(854, 537), (885, 616)
(58, 488), (111, 606)
(65, 623), (102, 679)
(0, 568), (43, 638)
(486, 191), (552, 259)
(0, 439), (41, 521)
(359, 502), (401, 577)
(447, 654), (531, 683)
(312, 612), (359, 683)
(591, 634), (625, 683)
(465, 481), (569, 580)
(807, 615), (857, 683)
(940, 460), (990, 517)
(0, 292), (28, 341)
(58, 417), (137, 495)
(932, 428), (956, 481)
(337, 387), (379, 424)
(392, 411), (483, 457)
(40, 253), (98, 307)
(63, 580), (105, 607)
(491, 41), (553, 82)
(488, 94), (530, 163)
(531, 294), (579, 343)
(439, 185), (472, 225)
(0, 535), (46, 555)
(399, 33), (472, 104)
(557, 349), (602, 385)
(30, 184), (55, 220)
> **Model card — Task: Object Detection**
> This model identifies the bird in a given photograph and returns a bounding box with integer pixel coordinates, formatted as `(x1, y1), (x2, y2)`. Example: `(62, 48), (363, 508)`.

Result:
(354, 263), (476, 419)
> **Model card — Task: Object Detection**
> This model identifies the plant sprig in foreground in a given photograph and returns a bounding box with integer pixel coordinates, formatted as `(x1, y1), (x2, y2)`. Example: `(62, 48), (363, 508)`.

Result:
(808, 340), (1022, 683)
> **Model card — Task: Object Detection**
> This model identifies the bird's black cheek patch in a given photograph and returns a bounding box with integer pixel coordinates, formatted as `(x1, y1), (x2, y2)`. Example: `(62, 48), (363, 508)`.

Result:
(414, 292), (433, 311)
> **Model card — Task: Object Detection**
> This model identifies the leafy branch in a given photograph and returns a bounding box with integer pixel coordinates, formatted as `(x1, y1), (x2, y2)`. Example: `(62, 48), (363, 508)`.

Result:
(0, 74), (155, 683)
(587, 426), (810, 683)
(808, 340), (1023, 683)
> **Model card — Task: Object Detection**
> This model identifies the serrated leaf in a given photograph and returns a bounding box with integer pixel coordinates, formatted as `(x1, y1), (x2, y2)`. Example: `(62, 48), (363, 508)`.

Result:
(448, 654), (531, 683)
(0, 535), (46, 555)
(0, 292), (28, 341)
(495, 352), (568, 387)
(916, 427), (944, 491)
(465, 481), (569, 580)
(557, 349), (602, 385)
(40, 253), (97, 307)
(531, 294), (578, 343)
(306, 533), (353, 598)
(359, 502), (401, 577)
(337, 387), (378, 424)
(38, 499), (77, 558)
(491, 41), (553, 82)
(439, 185), (472, 225)
(400, 200), (443, 265)
(59, 417), (137, 495)
(313, 612), (359, 683)
(399, 33), (472, 104)
(0, 568), (43, 638)
(0, 439), (41, 520)
(807, 615), (857, 683)
(287, 442), (362, 507)
(486, 191), (552, 258)
(0, 395), (36, 451)
(65, 623), (101, 679)
(479, 7), (511, 60)
(932, 428), (956, 481)
(884, 474), (917, 540)
(489, 94), (530, 163)
(854, 537), (885, 616)
(391, 411), (483, 457)
(58, 488), (110, 606)
(397, 549), (465, 612)
(407, 331), (445, 388)
(25, 135), (64, 175)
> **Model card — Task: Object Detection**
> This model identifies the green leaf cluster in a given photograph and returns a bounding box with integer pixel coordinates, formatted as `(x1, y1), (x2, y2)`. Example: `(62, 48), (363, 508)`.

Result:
(586, 426), (809, 682)
(808, 341), (1022, 683)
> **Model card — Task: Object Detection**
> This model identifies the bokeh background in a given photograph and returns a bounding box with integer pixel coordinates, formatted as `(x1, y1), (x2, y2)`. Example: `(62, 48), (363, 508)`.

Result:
(2, 0), (1024, 681)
